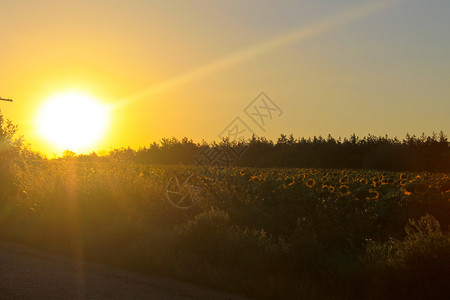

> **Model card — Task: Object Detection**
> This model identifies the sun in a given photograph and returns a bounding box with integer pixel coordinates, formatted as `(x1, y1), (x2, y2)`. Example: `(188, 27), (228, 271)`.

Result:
(37, 91), (110, 152)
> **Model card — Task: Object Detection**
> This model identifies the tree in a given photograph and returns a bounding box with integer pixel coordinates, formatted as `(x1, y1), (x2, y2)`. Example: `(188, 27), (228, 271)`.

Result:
(0, 111), (22, 200)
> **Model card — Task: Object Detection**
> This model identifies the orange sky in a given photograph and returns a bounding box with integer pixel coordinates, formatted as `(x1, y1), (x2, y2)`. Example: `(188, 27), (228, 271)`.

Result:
(0, 0), (449, 155)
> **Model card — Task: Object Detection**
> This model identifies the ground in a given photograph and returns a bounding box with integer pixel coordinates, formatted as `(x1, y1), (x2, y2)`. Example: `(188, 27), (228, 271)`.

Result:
(0, 240), (248, 300)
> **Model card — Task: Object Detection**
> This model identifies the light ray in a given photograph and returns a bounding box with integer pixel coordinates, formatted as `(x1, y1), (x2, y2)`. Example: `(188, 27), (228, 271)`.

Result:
(115, 0), (408, 108)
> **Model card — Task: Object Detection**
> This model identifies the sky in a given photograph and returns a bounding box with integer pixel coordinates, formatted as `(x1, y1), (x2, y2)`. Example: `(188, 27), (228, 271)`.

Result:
(0, 0), (449, 155)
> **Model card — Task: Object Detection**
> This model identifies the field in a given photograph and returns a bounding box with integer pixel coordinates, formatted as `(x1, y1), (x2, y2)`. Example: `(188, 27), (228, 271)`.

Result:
(1, 159), (449, 299)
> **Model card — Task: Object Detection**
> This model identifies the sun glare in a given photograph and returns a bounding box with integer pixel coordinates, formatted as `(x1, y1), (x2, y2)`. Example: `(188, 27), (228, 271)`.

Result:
(37, 91), (110, 152)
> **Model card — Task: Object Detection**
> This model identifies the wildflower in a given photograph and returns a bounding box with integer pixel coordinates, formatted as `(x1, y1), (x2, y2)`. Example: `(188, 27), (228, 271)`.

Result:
(328, 186), (335, 193)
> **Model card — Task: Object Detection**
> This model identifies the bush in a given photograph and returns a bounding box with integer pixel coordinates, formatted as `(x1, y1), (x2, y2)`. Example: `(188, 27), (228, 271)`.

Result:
(365, 215), (450, 299)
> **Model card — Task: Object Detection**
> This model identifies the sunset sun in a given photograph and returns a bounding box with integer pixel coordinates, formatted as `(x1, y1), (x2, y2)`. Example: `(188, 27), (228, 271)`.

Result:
(36, 91), (110, 152)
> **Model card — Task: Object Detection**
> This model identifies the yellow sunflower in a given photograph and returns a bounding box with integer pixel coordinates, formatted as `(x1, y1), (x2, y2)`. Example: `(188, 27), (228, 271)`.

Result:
(339, 176), (349, 184)
(339, 185), (350, 195)
(306, 178), (316, 188)
(368, 188), (379, 199)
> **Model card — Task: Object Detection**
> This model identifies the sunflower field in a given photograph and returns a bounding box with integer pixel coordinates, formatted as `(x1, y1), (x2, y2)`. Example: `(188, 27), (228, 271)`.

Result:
(1, 160), (449, 299)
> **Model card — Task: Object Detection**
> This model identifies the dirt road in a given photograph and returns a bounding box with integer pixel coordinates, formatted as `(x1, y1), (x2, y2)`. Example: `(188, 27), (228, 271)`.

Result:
(0, 241), (249, 299)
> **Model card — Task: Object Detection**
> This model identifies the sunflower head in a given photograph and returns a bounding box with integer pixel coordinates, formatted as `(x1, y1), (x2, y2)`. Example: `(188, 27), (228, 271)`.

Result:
(339, 185), (350, 195)
(368, 188), (379, 199)
(310, 169), (319, 175)
(339, 176), (349, 184)
(306, 178), (316, 188)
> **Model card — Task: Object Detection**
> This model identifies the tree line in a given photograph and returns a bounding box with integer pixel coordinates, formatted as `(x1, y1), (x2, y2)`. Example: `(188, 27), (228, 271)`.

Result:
(1, 111), (448, 172)
(75, 132), (449, 172)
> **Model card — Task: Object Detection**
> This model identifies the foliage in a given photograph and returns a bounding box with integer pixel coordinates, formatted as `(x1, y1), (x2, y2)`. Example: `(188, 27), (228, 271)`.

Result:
(98, 132), (450, 172)
(0, 111), (24, 201)
(0, 157), (448, 299)
(364, 215), (450, 299)
(0, 111), (449, 298)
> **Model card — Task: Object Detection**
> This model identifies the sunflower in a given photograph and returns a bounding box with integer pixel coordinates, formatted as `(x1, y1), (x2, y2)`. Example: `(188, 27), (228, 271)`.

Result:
(400, 179), (407, 186)
(328, 186), (335, 193)
(400, 173), (407, 180)
(306, 178), (316, 188)
(405, 183), (415, 194)
(339, 185), (350, 195)
(359, 178), (368, 185)
(250, 175), (259, 182)
(339, 176), (349, 184)
(310, 169), (319, 175)
(368, 188), (379, 199)
(285, 177), (293, 185)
